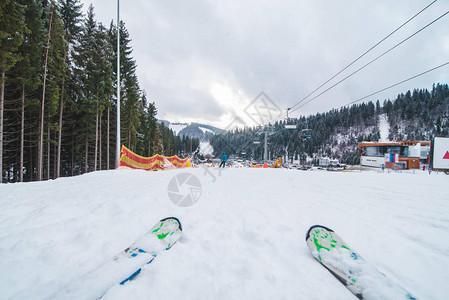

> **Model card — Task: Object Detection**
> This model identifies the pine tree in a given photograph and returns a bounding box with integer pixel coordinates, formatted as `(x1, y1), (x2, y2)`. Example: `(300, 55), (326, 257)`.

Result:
(56, 0), (83, 177)
(109, 21), (143, 152)
(10, 0), (45, 182)
(147, 101), (159, 156)
(73, 4), (98, 173)
(92, 23), (113, 170)
(0, 0), (27, 183)
(45, 5), (66, 179)
(153, 123), (164, 155)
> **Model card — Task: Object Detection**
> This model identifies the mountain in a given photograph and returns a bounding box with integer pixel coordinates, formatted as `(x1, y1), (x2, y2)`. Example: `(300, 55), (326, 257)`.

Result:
(159, 120), (224, 141)
(178, 123), (225, 140)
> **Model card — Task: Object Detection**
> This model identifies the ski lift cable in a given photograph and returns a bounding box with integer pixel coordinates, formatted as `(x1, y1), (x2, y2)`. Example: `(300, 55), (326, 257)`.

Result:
(286, 0), (438, 114)
(289, 8), (449, 116)
(340, 61), (449, 108)
(270, 1), (440, 124)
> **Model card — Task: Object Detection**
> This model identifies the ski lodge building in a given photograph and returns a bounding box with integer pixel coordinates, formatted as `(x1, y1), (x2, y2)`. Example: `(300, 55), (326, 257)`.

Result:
(358, 141), (430, 169)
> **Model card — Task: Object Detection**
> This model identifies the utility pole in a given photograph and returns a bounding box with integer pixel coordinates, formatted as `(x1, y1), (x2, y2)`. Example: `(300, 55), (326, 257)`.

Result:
(258, 125), (273, 162)
(115, 0), (121, 168)
(263, 132), (268, 162)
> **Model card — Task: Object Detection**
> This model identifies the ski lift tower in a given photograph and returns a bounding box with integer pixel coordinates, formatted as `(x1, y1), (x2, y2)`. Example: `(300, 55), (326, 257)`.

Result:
(283, 108), (298, 163)
(257, 125), (275, 162)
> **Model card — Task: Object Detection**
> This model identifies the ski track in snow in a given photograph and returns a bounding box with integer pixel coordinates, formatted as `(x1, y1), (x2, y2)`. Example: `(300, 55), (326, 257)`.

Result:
(0, 168), (448, 299)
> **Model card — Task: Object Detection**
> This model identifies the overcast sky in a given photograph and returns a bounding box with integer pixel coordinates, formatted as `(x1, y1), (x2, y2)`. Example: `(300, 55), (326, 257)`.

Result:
(79, 0), (449, 128)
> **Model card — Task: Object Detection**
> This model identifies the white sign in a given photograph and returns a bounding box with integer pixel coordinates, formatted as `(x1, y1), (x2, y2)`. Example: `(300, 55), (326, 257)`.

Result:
(432, 137), (449, 170)
(361, 156), (384, 168)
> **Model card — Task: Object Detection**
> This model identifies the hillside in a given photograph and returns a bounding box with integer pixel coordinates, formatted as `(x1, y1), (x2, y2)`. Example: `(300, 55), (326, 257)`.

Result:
(160, 121), (225, 140)
(178, 123), (224, 140)
(0, 168), (448, 299)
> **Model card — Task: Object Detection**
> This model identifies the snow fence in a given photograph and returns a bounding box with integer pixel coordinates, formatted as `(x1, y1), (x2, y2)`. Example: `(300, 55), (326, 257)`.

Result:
(118, 145), (191, 171)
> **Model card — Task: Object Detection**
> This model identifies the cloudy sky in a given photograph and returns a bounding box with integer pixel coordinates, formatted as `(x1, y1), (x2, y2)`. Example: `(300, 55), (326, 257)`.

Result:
(79, 0), (449, 128)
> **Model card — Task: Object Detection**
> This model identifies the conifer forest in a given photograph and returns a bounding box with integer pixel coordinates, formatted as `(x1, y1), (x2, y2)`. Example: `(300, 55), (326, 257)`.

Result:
(0, 0), (198, 183)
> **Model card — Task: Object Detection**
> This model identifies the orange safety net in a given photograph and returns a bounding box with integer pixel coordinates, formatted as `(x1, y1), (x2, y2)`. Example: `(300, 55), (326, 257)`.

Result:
(118, 145), (191, 171)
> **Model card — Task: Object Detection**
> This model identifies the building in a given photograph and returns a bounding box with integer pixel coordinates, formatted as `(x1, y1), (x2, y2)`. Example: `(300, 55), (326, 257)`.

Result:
(358, 141), (430, 169)
(318, 157), (340, 168)
(319, 157), (330, 167)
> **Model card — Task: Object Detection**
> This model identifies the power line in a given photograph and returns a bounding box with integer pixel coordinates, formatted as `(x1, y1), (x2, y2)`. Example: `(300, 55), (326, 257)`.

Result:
(270, 1), (439, 124)
(288, 0), (437, 113)
(341, 61), (449, 107)
(289, 8), (449, 116)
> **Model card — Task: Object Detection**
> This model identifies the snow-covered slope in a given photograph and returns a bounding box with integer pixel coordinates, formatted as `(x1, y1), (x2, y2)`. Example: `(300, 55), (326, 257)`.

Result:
(169, 123), (188, 135)
(199, 126), (215, 135)
(378, 114), (390, 142)
(0, 169), (448, 299)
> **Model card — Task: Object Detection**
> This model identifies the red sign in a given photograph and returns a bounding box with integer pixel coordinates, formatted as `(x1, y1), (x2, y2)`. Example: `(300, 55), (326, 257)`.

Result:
(443, 151), (449, 159)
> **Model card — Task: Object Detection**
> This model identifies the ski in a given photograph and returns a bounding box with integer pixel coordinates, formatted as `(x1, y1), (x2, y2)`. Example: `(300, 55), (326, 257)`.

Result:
(305, 225), (415, 300)
(52, 217), (182, 300)
(98, 217), (182, 298)
(115, 217), (182, 285)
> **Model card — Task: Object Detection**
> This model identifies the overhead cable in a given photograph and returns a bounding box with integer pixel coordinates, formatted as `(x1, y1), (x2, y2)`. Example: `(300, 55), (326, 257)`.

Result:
(342, 61), (449, 107)
(288, 9), (449, 115)
(288, 0), (437, 113)
(271, 1), (440, 124)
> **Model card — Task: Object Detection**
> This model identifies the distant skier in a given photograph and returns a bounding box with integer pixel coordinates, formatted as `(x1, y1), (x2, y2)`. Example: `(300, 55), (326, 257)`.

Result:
(219, 153), (228, 168)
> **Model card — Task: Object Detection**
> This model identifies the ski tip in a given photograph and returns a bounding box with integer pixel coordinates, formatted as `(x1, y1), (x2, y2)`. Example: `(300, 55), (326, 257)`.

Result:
(160, 217), (182, 231)
(305, 224), (334, 241)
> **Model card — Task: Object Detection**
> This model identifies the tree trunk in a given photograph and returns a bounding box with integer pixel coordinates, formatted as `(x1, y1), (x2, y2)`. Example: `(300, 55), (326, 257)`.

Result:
(85, 137), (88, 173)
(38, 5), (54, 181)
(71, 135), (74, 177)
(54, 131), (57, 177)
(56, 51), (66, 178)
(94, 96), (98, 172)
(0, 71), (5, 183)
(47, 124), (50, 180)
(99, 112), (102, 170)
(20, 84), (25, 182)
(29, 121), (33, 181)
(107, 106), (110, 170)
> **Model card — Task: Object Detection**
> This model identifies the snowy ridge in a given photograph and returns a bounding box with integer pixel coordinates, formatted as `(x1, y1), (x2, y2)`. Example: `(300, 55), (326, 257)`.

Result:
(0, 169), (448, 299)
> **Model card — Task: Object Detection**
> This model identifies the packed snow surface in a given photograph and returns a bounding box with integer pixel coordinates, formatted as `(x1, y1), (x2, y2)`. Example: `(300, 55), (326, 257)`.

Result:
(1, 168), (448, 299)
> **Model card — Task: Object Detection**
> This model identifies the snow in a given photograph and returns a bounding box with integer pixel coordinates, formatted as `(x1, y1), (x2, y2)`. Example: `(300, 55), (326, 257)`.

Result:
(378, 114), (390, 142)
(1, 168), (448, 299)
(199, 126), (214, 135)
(169, 123), (188, 135)
(199, 141), (214, 156)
